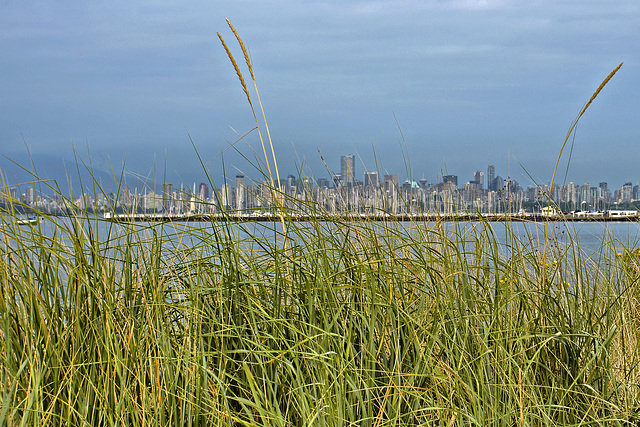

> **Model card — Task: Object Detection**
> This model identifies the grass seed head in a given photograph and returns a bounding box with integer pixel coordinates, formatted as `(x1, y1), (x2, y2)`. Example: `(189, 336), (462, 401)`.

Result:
(226, 18), (255, 82)
(217, 32), (252, 106)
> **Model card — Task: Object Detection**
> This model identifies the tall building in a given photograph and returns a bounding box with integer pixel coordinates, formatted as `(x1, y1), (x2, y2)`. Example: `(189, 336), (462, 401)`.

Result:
(473, 171), (484, 189)
(236, 174), (245, 209)
(25, 187), (36, 205)
(492, 176), (504, 192)
(317, 178), (330, 189)
(198, 183), (210, 200)
(341, 155), (356, 186)
(599, 182), (608, 193)
(364, 171), (379, 188)
(442, 175), (458, 187)
(163, 182), (173, 213)
(384, 174), (399, 190)
(220, 183), (232, 210)
(285, 174), (296, 190)
(487, 165), (495, 191)
(621, 182), (633, 203)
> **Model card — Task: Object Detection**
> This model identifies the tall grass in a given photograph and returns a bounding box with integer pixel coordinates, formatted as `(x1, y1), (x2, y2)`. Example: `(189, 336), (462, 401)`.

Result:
(0, 26), (638, 426)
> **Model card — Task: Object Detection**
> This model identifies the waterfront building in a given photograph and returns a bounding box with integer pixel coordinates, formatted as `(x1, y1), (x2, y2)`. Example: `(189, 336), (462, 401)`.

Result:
(317, 178), (330, 189)
(491, 176), (504, 192)
(24, 187), (36, 205)
(198, 183), (210, 201)
(383, 174), (400, 214)
(364, 171), (379, 188)
(220, 183), (233, 211)
(579, 183), (591, 208)
(621, 182), (633, 203)
(487, 165), (495, 191)
(163, 183), (173, 213)
(473, 171), (484, 189)
(285, 174), (296, 191)
(332, 173), (342, 188)
(341, 155), (356, 187)
(142, 191), (162, 212)
(236, 174), (246, 210)
(384, 174), (399, 190)
(443, 175), (458, 187)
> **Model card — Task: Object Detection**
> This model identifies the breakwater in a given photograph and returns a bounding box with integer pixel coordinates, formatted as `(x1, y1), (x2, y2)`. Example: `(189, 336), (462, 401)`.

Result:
(102, 211), (640, 223)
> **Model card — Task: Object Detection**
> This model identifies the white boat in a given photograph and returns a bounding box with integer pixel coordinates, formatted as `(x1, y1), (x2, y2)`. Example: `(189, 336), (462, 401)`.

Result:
(16, 217), (40, 226)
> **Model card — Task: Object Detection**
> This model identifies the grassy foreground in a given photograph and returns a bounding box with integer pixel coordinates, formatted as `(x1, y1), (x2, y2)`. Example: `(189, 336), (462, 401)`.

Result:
(1, 205), (640, 426)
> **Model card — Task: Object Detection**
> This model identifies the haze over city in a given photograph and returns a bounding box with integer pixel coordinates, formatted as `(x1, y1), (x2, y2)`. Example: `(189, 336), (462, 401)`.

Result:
(1, 1), (639, 191)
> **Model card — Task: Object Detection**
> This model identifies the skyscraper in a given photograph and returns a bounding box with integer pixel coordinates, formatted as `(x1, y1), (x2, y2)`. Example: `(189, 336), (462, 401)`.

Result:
(487, 165), (495, 191)
(384, 174), (399, 190)
(236, 174), (245, 209)
(163, 182), (173, 213)
(25, 187), (35, 205)
(341, 155), (355, 187)
(473, 171), (484, 189)
(364, 171), (379, 188)
(198, 182), (210, 200)
(443, 175), (458, 187)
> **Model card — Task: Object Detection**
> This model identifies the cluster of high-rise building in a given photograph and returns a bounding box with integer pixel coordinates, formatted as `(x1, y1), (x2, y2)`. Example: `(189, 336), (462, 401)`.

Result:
(1, 155), (637, 215)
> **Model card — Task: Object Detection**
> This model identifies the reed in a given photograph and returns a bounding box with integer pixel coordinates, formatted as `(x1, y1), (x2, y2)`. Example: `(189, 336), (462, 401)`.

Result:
(0, 26), (637, 426)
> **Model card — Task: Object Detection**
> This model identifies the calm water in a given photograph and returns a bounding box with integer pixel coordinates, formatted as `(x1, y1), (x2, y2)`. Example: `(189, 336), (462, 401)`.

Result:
(8, 216), (640, 257)
(490, 221), (640, 254)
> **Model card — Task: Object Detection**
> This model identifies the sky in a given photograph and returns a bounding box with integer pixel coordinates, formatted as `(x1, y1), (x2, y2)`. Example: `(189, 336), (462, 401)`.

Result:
(1, 0), (639, 193)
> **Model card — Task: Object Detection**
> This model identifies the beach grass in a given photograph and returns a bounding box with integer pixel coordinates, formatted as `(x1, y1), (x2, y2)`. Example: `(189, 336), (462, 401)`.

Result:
(0, 25), (637, 426)
(2, 183), (640, 425)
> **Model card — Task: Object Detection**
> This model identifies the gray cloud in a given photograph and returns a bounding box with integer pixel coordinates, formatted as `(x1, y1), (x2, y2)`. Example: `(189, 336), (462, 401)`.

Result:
(1, 0), (638, 189)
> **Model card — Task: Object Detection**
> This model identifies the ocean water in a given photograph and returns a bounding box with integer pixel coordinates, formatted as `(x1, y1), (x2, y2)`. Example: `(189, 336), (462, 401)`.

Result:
(8, 216), (640, 259)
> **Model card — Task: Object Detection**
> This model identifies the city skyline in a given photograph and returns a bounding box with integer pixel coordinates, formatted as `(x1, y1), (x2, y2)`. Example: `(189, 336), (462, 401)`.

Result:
(1, 1), (639, 190)
(5, 152), (640, 219)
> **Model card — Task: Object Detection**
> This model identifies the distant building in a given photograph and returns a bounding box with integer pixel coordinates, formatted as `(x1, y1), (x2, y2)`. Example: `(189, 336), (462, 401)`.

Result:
(163, 182), (173, 213)
(24, 187), (36, 205)
(317, 178), (330, 189)
(473, 171), (484, 189)
(491, 176), (504, 192)
(364, 171), (379, 188)
(220, 183), (233, 210)
(332, 173), (342, 188)
(285, 174), (296, 190)
(487, 165), (495, 190)
(198, 183), (210, 200)
(384, 174), (399, 190)
(236, 174), (245, 209)
(341, 155), (356, 186)
(442, 175), (458, 187)
(621, 182), (633, 203)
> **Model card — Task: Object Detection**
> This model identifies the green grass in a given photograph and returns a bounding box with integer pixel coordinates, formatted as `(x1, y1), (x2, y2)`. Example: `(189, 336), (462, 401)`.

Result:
(1, 207), (640, 425)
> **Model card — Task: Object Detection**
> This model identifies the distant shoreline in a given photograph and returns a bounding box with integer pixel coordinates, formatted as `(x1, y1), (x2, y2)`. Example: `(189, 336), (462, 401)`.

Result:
(100, 213), (640, 223)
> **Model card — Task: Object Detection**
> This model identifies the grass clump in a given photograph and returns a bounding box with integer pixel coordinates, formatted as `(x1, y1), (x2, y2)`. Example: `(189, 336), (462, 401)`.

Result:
(2, 207), (640, 425)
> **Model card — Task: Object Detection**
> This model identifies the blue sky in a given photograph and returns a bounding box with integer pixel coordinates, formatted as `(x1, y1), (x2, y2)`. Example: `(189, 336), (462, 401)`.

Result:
(1, 0), (638, 191)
